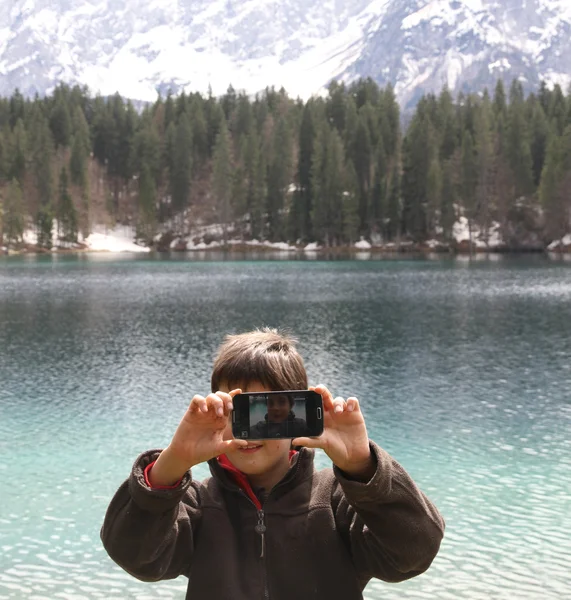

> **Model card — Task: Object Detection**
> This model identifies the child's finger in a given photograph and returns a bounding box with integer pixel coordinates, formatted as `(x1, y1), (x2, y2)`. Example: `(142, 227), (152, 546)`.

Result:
(333, 396), (345, 414)
(215, 391), (234, 413)
(292, 437), (324, 449)
(314, 384), (334, 411)
(220, 439), (248, 453)
(346, 397), (360, 412)
(189, 395), (208, 413)
(206, 393), (225, 417)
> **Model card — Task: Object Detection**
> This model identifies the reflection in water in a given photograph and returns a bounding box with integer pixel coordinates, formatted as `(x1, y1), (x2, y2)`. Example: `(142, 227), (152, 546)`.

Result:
(0, 254), (570, 599)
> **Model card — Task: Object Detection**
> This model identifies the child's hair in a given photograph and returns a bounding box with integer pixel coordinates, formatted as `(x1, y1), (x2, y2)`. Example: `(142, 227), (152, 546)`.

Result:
(211, 328), (308, 392)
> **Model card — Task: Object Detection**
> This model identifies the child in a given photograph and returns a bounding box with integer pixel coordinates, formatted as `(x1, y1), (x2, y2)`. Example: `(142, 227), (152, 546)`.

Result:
(101, 328), (445, 600)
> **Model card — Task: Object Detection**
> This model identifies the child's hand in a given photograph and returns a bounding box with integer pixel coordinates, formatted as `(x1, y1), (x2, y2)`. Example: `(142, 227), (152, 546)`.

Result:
(149, 390), (247, 487)
(292, 384), (375, 481)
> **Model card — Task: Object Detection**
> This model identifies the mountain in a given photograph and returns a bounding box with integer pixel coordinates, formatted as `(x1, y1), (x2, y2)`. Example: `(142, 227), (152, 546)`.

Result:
(0, 1), (570, 106)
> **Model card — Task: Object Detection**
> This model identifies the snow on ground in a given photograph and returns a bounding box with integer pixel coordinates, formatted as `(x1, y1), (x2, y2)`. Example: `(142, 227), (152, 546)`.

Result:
(355, 238), (372, 249)
(304, 242), (321, 251)
(547, 234), (571, 251)
(83, 225), (150, 253)
(453, 217), (504, 248)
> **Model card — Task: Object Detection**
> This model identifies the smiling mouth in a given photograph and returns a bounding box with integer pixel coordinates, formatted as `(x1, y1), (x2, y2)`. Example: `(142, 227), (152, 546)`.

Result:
(239, 444), (263, 453)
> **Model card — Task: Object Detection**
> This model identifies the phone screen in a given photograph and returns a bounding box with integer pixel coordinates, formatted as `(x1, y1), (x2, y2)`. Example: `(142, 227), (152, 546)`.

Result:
(232, 391), (323, 440)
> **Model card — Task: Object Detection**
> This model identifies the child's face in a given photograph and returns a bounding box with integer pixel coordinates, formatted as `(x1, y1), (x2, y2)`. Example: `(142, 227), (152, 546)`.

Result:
(221, 381), (293, 480)
(267, 395), (290, 422)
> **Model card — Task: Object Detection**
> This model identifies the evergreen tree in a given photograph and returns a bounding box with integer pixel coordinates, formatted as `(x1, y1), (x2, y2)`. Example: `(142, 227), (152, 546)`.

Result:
(352, 115), (373, 232)
(295, 102), (316, 242)
(386, 165), (402, 242)
(473, 95), (494, 238)
(401, 114), (433, 240)
(311, 127), (345, 246)
(369, 138), (387, 238)
(32, 117), (55, 248)
(50, 96), (72, 148)
(252, 143), (267, 240)
(439, 87), (458, 161)
(170, 112), (193, 226)
(56, 167), (77, 243)
(539, 131), (564, 242)
(137, 163), (157, 241)
(529, 101), (549, 187)
(1, 178), (25, 245)
(266, 116), (292, 241)
(548, 84), (567, 135)
(460, 130), (478, 248)
(506, 87), (534, 197)
(426, 158), (442, 236)
(327, 81), (346, 133)
(211, 119), (233, 244)
(440, 160), (456, 242)
(9, 89), (25, 129)
(10, 118), (27, 183)
(343, 161), (360, 244)
(190, 98), (209, 166)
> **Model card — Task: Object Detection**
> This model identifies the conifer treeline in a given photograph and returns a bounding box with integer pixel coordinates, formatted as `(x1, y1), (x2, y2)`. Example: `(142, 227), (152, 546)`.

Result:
(0, 78), (570, 249)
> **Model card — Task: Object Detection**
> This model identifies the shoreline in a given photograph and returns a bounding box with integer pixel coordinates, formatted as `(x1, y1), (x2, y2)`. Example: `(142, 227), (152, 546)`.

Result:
(2, 242), (570, 257)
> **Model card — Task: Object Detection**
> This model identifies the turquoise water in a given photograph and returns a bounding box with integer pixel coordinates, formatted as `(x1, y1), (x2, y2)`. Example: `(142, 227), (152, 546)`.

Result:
(1, 253), (570, 599)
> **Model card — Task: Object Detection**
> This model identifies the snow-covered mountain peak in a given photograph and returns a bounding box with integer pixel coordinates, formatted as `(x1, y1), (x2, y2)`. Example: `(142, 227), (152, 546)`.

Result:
(0, 0), (570, 105)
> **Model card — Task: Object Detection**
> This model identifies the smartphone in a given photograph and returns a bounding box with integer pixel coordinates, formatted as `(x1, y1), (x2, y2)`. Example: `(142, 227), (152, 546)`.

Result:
(232, 390), (324, 440)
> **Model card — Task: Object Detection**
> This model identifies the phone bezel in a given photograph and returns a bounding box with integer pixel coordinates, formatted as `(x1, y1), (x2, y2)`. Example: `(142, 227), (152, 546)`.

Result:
(232, 390), (324, 440)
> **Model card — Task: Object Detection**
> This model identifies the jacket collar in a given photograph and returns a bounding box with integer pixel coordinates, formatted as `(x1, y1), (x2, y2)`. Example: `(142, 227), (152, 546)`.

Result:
(208, 447), (316, 501)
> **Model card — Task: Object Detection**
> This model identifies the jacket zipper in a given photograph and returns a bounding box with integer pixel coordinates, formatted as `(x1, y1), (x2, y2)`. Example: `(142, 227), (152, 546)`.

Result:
(255, 509), (267, 558)
(258, 510), (269, 600)
(228, 455), (304, 600)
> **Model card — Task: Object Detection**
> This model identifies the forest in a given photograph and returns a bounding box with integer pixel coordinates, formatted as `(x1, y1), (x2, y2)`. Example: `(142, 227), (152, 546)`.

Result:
(0, 77), (570, 251)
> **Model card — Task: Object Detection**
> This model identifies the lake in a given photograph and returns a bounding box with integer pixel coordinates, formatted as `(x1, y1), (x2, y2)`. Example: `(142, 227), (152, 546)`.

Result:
(1, 253), (570, 599)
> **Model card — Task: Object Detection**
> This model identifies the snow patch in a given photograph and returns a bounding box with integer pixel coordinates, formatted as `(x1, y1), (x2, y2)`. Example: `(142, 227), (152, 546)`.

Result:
(453, 217), (504, 249)
(304, 242), (321, 251)
(355, 238), (372, 249)
(488, 58), (511, 72)
(547, 234), (571, 250)
(84, 226), (150, 253)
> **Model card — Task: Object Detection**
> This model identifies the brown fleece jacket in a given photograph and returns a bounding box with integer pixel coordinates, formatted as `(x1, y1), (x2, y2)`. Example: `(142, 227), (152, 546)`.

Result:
(101, 442), (444, 600)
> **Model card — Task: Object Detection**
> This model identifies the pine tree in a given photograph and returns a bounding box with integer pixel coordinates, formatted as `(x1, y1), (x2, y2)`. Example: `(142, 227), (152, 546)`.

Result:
(32, 117), (55, 248)
(439, 87), (458, 161)
(1, 178), (25, 245)
(539, 131), (564, 242)
(461, 130), (478, 249)
(548, 84), (567, 135)
(137, 163), (156, 241)
(343, 161), (360, 244)
(190, 98), (209, 166)
(352, 115), (372, 232)
(295, 102), (316, 242)
(50, 96), (72, 148)
(10, 119), (27, 183)
(529, 100), (549, 187)
(170, 112), (193, 227)
(440, 161), (456, 242)
(369, 138), (387, 238)
(401, 114), (433, 241)
(56, 167), (77, 243)
(211, 119), (233, 244)
(266, 116), (292, 241)
(426, 158), (442, 237)
(311, 126), (345, 246)
(473, 95), (494, 239)
(506, 85), (534, 198)
(327, 81), (346, 133)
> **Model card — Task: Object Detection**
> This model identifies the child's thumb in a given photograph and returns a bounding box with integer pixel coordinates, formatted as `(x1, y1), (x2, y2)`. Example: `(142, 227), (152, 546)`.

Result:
(221, 439), (248, 453)
(291, 437), (322, 449)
